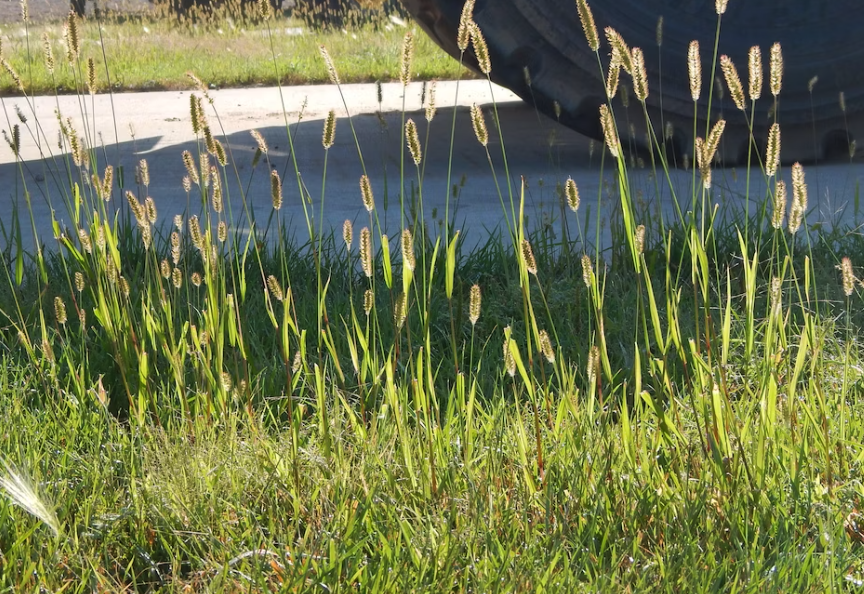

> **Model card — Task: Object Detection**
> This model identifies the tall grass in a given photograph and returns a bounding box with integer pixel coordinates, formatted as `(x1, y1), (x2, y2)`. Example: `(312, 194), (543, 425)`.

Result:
(2, 0), (864, 590)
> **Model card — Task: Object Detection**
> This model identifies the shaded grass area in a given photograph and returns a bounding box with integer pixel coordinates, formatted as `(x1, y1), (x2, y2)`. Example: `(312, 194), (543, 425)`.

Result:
(0, 17), (469, 95)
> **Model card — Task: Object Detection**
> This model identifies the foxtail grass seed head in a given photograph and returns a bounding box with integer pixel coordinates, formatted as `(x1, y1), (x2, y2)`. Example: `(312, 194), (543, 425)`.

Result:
(469, 283), (481, 325)
(172, 267), (182, 288)
(599, 104), (620, 159)
(64, 11), (79, 64)
(470, 22), (491, 75)
(360, 227), (373, 278)
(576, 0), (599, 51)
(256, 0), (272, 20)
(200, 153), (210, 187)
(695, 137), (712, 189)
(565, 177), (580, 212)
(705, 118), (726, 162)
(400, 30), (414, 86)
(581, 254), (593, 288)
(210, 167), (222, 213)
(523, 66), (532, 88)
(74, 271), (84, 292)
(322, 109), (336, 149)
(174, 214), (183, 231)
(720, 55), (746, 110)
(605, 27), (633, 73)
(2, 60), (23, 92)
(789, 162), (807, 234)
(715, 0), (727, 15)
(118, 276), (130, 297)
(656, 15), (663, 46)
(266, 275), (284, 302)
(182, 176), (191, 193)
(634, 224), (645, 255)
(521, 239), (537, 275)
(42, 33), (55, 74)
(54, 296), (66, 325)
(766, 123), (780, 177)
(748, 45), (762, 101)
(144, 196), (157, 224)
(213, 139), (226, 166)
(191, 272), (202, 287)
(190, 94), (204, 135)
(363, 289), (374, 315)
(470, 104), (488, 146)
(171, 231), (181, 264)
(394, 292), (408, 329)
(631, 47), (648, 101)
(160, 259), (171, 279)
(770, 276), (782, 311)
(270, 169), (282, 210)
(189, 215), (203, 250)
(840, 91), (847, 113)
(425, 80), (437, 122)
(606, 61), (620, 99)
(126, 191), (143, 223)
(770, 43), (783, 97)
(772, 180), (787, 229)
(343, 219), (353, 250)
(587, 345), (600, 385)
(250, 129), (268, 154)
(808, 76), (818, 93)
(503, 328), (516, 377)
(182, 150), (199, 185)
(319, 45), (340, 85)
(840, 257), (856, 296)
(457, 0), (475, 51)
(360, 174), (374, 212)
(218, 221), (227, 243)
(87, 57), (96, 95)
(21, 0), (28, 21)
(405, 119), (422, 165)
(101, 165), (113, 200)
(539, 329), (555, 363)
(687, 41), (701, 102)
(401, 228), (415, 271)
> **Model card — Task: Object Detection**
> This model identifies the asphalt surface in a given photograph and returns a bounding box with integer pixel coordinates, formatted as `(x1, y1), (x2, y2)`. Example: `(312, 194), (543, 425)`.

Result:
(2, 80), (864, 255)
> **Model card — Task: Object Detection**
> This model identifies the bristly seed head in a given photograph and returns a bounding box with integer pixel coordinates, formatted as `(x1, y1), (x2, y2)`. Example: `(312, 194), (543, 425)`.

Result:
(144, 196), (157, 224)
(218, 220), (227, 243)
(469, 283), (481, 325)
(655, 15), (663, 47)
(634, 224), (645, 255)
(399, 30), (414, 87)
(405, 119), (422, 165)
(394, 292), (408, 329)
(599, 104), (619, 159)
(470, 22), (491, 75)
(576, 0), (599, 52)
(521, 239), (537, 275)
(687, 40), (701, 101)
(172, 267), (182, 289)
(74, 271), (85, 292)
(631, 47), (648, 101)
(604, 27), (633, 73)
(363, 289), (374, 315)
(470, 104), (488, 146)
(581, 254), (593, 288)
(606, 61), (620, 99)
(770, 43), (783, 97)
(54, 296), (66, 325)
(188, 215), (203, 250)
(342, 219), (353, 250)
(720, 55), (746, 110)
(322, 109), (336, 149)
(360, 174), (374, 212)
(503, 328), (516, 377)
(210, 166), (222, 213)
(456, 0), (475, 52)
(360, 227), (373, 278)
(695, 137), (712, 189)
(182, 150), (199, 186)
(42, 32), (55, 74)
(840, 257), (856, 297)
(715, 0), (727, 15)
(266, 275), (284, 302)
(539, 329), (555, 363)
(87, 57), (97, 95)
(160, 259), (171, 279)
(765, 123), (780, 177)
(565, 178), (580, 212)
(748, 45), (762, 101)
(64, 11), (79, 64)
(425, 80), (437, 122)
(270, 169), (282, 211)
(137, 158), (149, 187)
(789, 162), (807, 234)
(401, 228), (415, 272)
(319, 45), (340, 85)
(250, 129), (268, 154)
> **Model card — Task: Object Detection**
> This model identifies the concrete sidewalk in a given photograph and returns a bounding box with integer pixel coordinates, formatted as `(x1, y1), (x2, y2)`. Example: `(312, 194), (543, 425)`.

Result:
(2, 80), (864, 254)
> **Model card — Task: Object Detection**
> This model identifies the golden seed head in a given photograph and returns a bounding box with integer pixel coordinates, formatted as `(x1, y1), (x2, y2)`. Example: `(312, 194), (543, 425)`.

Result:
(581, 254), (593, 288)
(576, 0), (599, 51)
(363, 289), (374, 315)
(1, 59), (22, 92)
(343, 219), (353, 250)
(631, 47), (649, 102)
(376, 79), (383, 104)
(401, 228), (415, 272)
(144, 196), (157, 224)
(539, 329), (555, 364)
(42, 338), (54, 363)
(565, 178), (580, 212)
(503, 329), (516, 377)
(64, 11), (79, 64)
(141, 224), (152, 251)
(770, 277), (782, 310)
(182, 176), (191, 193)
(470, 104), (488, 146)
(217, 221), (227, 243)
(322, 109), (336, 149)
(604, 27), (633, 73)
(766, 123), (780, 177)
(720, 55), (746, 110)
(74, 271), (85, 292)
(705, 118), (726, 162)
(587, 345), (600, 385)
(457, 0), (475, 52)
(270, 169), (283, 211)
(469, 283), (481, 325)
(189, 215), (203, 250)
(118, 276), (130, 297)
(160, 259), (171, 279)
(250, 129), (268, 154)
(789, 162), (807, 234)
(190, 94), (205, 136)
(42, 32), (55, 74)
(126, 191), (143, 224)
(840, 257), (856, 296)
(174, 215), (183, 231)
(715, 0), (727, 15)
(190, 272), (202, 287)
(425, 80), (437, 122)
(405, 119), (422, 166)
(213, 139), (226, 166)
(772, 180), (787, 230)
(599, 104), (620, 159)
(291, 350), (302, 374)
(266, 275), (284, 301)
(200, 153), (210, 187)
(172, 267), (182, 289)
(360, 174), (374, 212)
(394, 292), (408, 329)
(54, 296), (67, 325)
(606, 61), (620, 99)
(748, 45), (762, 101)
(319, 45), (340, 85)
(210, 166), (222, 213)
(470, 22), (491, 75)
(102, 165), (113, 201)
(87, 57), (97, 95)
(21, 0), (28, 21)
(399, 30), (414, 87)
(182, 150), (199, 186)
(360, 227), (373, 278)
(171, 232), (181, 265)
(634, 224), (645, 255)
(77, 228), (92, 254)
(256, 0), (272, 20)
(770, 43), (783, 97)
(521, 239), (537, 275)
(695, 137), (712, 189)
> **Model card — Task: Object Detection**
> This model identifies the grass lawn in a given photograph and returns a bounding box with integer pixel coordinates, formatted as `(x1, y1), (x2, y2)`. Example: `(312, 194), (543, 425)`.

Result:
(2, 3), (864, 592)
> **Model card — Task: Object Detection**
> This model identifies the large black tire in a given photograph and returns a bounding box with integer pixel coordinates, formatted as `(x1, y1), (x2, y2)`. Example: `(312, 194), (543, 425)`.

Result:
(402, 0), (864, 164)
